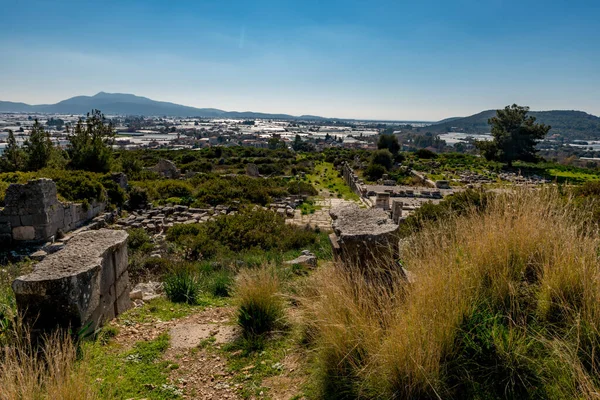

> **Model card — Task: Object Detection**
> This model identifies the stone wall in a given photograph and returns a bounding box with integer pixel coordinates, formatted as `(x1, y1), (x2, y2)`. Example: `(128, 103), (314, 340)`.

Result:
(12, 229), (130, 333)
(342, 162), (368, 199)
(0, 179), (106, 244)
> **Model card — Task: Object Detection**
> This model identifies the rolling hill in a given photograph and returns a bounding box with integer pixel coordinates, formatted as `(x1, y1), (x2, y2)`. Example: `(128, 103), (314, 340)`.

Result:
(428, 109), (600, 140)
(0, 92), (324, 120)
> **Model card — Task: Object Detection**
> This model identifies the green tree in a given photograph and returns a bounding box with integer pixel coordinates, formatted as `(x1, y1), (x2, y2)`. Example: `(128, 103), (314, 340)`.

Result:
(268, 137), (286, 150)
(377, 134), (400, 155)
(68, 109), (115, 172)
(364, 163), (386, 181)
(476, 104), (550, 167)
(0, 130), (25, 172)
(370, 149), (394, 170)
(24, 120), (53, 171)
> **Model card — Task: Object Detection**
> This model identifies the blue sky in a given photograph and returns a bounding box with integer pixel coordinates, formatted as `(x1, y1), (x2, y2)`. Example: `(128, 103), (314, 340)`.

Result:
(1, 0), (599, 120)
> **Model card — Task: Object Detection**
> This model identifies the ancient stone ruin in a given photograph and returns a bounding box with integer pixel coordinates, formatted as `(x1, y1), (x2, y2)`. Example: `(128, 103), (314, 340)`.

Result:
(12, 229), (130, 333)
(342, 162), (368, 198)
(329, 204), (399, 269)
(0, 179), (106, 245)
(151, 159), (180, 179)
(245, 163), (261, 177)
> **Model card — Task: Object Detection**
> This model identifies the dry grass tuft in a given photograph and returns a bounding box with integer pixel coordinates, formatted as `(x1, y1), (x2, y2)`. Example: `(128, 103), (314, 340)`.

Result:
(303, 188), (600, 399)
(235, 266), (286, 339)
(0, 323), (99, 400)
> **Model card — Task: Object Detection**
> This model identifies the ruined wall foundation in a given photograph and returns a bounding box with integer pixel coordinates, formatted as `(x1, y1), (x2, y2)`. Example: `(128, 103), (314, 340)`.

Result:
(0, 178), (106, 244)
(12, 229), (130, 333)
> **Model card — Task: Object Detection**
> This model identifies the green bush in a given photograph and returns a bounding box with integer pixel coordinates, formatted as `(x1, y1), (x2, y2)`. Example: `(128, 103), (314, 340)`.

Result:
(155, 180), (193, 199)
(127, 228), (153, 254)
(364, 163), (386, 181)
(167, 208), (319, 260)
(399, 189), (490, 237)
(163, 267), (200, 304)
(415, 148), (437, 159)
(207, 270), (234, 297)
(127, 186), (148, 210)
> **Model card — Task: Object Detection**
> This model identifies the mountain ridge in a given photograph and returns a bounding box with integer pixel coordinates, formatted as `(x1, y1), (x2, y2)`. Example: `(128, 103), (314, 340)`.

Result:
(0, 92), (321, 120)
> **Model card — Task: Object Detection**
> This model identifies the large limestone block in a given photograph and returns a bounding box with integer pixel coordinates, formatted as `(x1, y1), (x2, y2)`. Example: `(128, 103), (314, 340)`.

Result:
(12, 229), (129, 333)
(329, 204), (399, 270)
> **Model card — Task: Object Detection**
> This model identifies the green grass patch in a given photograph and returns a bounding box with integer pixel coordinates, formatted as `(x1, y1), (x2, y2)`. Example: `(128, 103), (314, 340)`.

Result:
(305, 162), (359, 201)
(85, 333), (181, 399)
(222, 332), (298, 399)
(118, 297), (221, 325)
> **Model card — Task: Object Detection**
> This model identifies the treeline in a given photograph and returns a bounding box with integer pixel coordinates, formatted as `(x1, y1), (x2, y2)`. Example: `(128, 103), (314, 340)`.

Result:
(0, 110), (115, 173)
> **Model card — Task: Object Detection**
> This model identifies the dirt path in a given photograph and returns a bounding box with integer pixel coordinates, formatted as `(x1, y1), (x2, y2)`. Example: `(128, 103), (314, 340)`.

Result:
(110, 304), (307, 399)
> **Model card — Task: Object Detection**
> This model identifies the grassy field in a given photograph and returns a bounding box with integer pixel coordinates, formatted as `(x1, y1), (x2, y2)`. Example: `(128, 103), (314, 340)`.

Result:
(305, 161), (360, 201)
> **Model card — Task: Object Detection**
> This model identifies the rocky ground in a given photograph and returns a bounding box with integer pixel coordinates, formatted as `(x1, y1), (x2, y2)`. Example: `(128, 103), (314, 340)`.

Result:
(106, 301), (308, 400)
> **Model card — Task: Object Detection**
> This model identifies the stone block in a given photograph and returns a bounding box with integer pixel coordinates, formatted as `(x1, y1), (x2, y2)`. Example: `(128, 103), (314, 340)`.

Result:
(12, 229), (128, 333)
(100, 252), (116, 295)
(330, 204), (399, 270)
(12, 226), (35, 241)
(116, 290), (132, 314)
(116, 271), (130, 298)
(0, 222), (11, 234)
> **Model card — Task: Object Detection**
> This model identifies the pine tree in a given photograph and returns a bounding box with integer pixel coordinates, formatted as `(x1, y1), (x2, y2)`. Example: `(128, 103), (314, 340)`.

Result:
(0, 130), (25, 172)
(476, 104), (551, 167)
(24, 120), (53, 171)
(68, 109), (115, 172)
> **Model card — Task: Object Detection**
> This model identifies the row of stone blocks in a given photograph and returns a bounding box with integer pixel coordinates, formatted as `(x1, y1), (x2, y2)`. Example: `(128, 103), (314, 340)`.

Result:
(12, 229), (131, 334)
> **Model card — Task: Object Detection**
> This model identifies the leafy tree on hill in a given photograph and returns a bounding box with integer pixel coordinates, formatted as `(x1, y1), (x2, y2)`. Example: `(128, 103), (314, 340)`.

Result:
(68, 109), (115, 172)
(476, 104), (551, 167)
(24, 120), (54, 171)
(0, 130), (25, 172)
(371, 149), (394, 170)
(377, 134), (400, 156)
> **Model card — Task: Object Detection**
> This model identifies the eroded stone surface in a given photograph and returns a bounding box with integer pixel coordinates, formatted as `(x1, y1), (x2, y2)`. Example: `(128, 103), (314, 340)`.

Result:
(330, 204), (399, 269)
(12, 229), (130, 333)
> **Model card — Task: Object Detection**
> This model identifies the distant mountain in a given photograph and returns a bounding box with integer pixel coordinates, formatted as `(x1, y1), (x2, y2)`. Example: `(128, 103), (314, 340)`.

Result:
(427, 109), (600, 140)
(0, 92), (323, 120)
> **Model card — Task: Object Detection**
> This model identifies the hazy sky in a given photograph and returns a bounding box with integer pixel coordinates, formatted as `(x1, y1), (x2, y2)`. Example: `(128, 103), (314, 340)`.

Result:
(1, 0), (599, 120)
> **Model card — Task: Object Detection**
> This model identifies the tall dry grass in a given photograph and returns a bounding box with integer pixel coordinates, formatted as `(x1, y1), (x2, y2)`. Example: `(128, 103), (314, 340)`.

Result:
(235, 266), (286, 338)
(0, 324), (100, 400)
(303, 188), (600, 399)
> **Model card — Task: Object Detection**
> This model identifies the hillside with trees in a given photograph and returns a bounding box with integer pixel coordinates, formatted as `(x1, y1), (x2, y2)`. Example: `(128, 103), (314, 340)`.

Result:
(428, 109), (600, 140)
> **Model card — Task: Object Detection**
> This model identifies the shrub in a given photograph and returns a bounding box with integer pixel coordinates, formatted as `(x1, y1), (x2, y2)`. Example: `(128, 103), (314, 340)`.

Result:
(127, 186), (148, 210)
(167, 208), (319, 260)
(236, 267), (284, 338)
(155, 180), (193, 199)
(163, 267), (200, 305)
(415, 148), (437, 159)
(364, 163), (386, 181)
(370, 149), (394, 170)
(399, 189), (490, 237)
(126, 228), (153, 254)
(207, 270), (234, 297)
